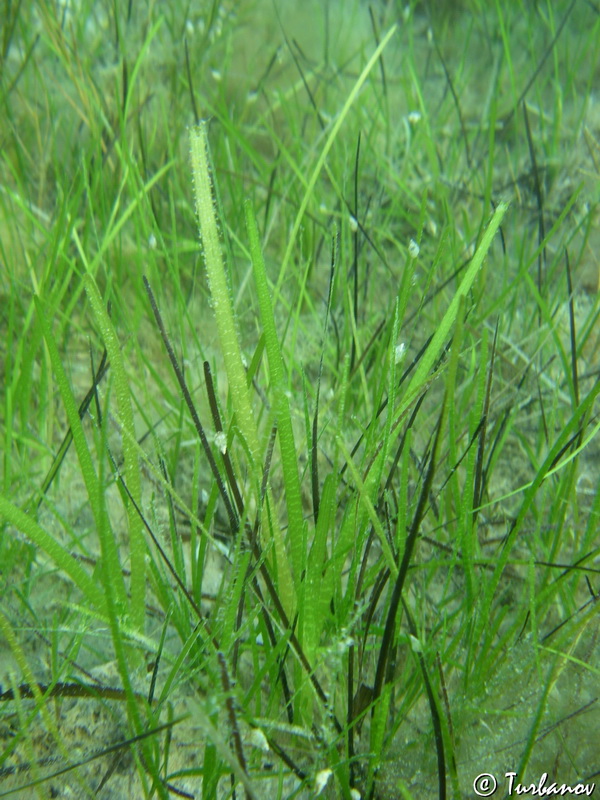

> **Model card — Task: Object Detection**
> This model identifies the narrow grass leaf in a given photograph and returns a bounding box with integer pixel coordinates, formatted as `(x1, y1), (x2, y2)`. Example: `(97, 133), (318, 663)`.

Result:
(337, 438), (398, 578)
(245, 200), (305, 586)
(397, 202), (508, 427)
(477, 376), (600, 647)
(275, 24), (398, 296)
(0, 610), (78, 786)
(33, 295), (128, 609)
(83, 273), (145, 629)
(189, 122), (295, 613)
(189, 123), (260, 471)
(0, 496), (106, 613)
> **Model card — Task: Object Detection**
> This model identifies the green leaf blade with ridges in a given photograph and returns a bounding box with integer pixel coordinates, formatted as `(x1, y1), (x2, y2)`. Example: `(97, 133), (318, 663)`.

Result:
(245, 199), (305, 590)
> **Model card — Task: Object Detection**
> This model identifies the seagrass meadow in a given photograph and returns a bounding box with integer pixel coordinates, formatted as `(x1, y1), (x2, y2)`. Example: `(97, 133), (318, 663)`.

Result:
(1, 0), (599, 798)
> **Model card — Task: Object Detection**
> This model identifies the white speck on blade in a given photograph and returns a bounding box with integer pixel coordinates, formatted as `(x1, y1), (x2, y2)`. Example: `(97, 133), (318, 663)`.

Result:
(315, 769), (332, 796)
(249, 727), (270, 752)
(214, 431), (227, 454)
(395, 342), (406, 365)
